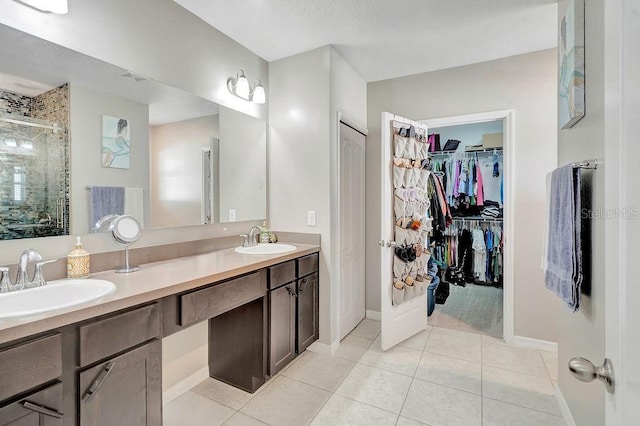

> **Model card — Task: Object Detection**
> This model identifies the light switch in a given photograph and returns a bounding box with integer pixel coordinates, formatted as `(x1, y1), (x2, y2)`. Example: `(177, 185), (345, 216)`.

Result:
(229, 209), (236, 222)
(307, 210), (316, 226)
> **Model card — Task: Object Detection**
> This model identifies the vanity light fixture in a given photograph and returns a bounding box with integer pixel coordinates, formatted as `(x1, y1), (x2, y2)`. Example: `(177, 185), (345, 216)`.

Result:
(227, 70), (266, 104)
(16, 0), (69, 14)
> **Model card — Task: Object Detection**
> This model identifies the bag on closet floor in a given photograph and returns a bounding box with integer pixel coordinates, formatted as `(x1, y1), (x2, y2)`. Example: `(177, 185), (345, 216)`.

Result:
(435, 281), (450, 305)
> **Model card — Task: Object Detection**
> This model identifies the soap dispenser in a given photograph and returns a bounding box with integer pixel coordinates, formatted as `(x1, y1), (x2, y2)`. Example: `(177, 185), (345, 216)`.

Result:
(260, 221), (270, 244)
(67, 236), (90, 279)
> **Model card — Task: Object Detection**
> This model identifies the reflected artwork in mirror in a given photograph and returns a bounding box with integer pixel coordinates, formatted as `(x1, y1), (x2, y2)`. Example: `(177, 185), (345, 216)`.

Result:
(0, 23), (266, 240)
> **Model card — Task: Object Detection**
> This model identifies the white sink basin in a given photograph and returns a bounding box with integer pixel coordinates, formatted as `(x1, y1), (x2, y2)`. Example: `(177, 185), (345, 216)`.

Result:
(0, 279), (116, 319)
(235, 243), (297, 255)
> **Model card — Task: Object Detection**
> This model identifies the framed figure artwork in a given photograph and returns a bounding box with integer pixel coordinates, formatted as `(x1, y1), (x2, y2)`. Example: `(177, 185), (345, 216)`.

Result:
(558, 0), (585, 129)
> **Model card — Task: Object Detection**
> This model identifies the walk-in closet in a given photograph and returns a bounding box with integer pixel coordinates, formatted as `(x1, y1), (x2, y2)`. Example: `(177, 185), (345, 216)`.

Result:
(427, 120), (505, 338)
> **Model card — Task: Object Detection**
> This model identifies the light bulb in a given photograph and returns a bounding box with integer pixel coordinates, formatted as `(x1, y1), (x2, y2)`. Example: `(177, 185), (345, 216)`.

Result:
(252, 83), (266, 104)
(235, 75), (250, 100)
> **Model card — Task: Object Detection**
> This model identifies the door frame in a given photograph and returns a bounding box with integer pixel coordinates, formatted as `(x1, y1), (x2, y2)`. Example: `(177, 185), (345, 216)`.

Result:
(604, 0), (637, 423)
(332, 112), (368, 341)
(421, 109), (515, 343)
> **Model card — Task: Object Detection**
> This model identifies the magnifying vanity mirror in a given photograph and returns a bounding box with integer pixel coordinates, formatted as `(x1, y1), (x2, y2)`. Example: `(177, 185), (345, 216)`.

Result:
(109, 215), (142, 273)
(0, 23), (267, 241)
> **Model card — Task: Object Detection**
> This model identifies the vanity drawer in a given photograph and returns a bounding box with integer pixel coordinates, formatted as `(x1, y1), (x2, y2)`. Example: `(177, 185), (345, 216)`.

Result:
(180, 270), (266, 326)
(0, 334), (62, 402)
(268, 260), (296, 290)
(79, 303), (160, 367)
(298, 253), (319, 278)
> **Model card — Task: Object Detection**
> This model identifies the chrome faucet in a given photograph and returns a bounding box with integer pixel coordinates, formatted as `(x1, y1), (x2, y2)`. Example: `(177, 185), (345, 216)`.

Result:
(8, 249), (56, 291)
(240, 226), (263, 247)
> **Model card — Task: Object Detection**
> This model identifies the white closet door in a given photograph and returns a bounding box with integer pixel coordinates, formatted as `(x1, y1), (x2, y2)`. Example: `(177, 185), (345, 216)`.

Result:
(380, 112), (428, 351)
(339, 122), (366, 339)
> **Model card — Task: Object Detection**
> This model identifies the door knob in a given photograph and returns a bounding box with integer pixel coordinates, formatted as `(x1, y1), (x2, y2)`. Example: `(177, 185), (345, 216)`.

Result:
(568, 357), (615, 394)
(378, 240), (397, 248)
(386, 241), (397, 247)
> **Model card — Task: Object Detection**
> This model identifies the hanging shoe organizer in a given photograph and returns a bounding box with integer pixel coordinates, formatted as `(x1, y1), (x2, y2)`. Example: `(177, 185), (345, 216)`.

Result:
(391, 123), (434, 305)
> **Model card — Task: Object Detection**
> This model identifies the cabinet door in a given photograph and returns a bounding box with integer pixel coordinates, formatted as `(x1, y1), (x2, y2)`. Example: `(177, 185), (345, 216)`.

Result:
(79, 340), (161, 426)
(297, 273), (319, 353)
(0, 382), (63, 426)
(269, 284), (296, 375)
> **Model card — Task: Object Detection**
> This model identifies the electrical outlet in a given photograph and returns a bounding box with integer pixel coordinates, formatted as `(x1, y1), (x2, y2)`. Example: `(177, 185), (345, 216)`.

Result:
(307, 210), (316, 226)
(229, 209), (236, 222)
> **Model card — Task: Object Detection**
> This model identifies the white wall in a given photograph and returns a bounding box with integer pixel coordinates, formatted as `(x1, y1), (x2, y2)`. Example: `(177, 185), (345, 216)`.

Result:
(269, 46), (366, 346)
(218, 107), (267, 223)
(70, 84), (150, 233)
(556, 0), (606, 424)
(367, 49), (561, 343)
(150, 115), (219, 228)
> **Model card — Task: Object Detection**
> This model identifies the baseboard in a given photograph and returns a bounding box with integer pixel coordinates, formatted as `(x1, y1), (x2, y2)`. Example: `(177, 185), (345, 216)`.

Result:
(554, 385), (577, 426)
(366, 310), (381, 321)
(307, 339), (340, 355)
(513, 335), (558, 353)
(163, 366), (209, 405)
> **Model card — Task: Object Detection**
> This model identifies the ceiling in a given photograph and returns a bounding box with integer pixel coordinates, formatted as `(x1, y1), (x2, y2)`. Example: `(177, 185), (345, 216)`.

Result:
(175, 0), (558, 82)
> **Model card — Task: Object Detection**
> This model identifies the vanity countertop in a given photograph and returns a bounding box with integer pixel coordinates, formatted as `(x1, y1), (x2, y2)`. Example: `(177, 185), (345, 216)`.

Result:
(0, 243), (319, 345)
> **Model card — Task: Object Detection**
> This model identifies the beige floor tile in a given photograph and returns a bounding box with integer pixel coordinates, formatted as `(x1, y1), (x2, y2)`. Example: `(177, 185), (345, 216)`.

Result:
(379, 328), (432, 351)
(310, 394), (398, 425)
(192, 378), (254, 410)
(349, 319), (381, 340)
(240, 376), (331, 426)
(482, 341), (548, 377)
(335, 364), (412, 414)
(541, 351), (559, 380)
(164, 391), (235, 426)
(425, 329), (482, 363)
(223, 412), (268, 426)
(414, 352), (482, 395)
(482, 365), (561, 416)
(333, 335), (373, 362)
(401, 378), (482, 426)
(281, 351), (356, 391)
(396, 416), (427, 426)
(359, 340), (422, 377)
(483, 397), (566, 426)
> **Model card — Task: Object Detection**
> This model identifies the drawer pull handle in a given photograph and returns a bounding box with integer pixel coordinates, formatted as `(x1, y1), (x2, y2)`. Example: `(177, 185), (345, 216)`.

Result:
(299, 279), (309, 293)
(84, 361), (116, 402)
(22, 401), (63, 419)
(286, 286), (297, 297)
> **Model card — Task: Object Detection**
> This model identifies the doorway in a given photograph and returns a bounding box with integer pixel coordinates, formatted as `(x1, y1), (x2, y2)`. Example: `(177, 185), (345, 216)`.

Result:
(422, 110), (515, 343)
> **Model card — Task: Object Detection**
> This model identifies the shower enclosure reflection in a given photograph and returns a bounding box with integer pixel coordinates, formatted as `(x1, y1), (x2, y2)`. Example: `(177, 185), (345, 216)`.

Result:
(0, 111), (69, 240)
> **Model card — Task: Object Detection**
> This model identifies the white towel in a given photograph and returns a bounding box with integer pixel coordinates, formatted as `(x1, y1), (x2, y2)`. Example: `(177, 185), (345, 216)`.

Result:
(124, 187), (144, 227)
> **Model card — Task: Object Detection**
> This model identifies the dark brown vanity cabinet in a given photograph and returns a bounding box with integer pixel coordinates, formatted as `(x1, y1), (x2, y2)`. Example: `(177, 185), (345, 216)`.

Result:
(268, 253), (319, 375)
(297, 272), (319, 353)
(0, 334), (64, 426)
(77, 304), (162, 426)
(79, 341), (161, 426)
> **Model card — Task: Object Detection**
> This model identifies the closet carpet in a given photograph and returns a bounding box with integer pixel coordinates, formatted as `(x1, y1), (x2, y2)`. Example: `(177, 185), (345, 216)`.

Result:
(429, 283), (503, 338)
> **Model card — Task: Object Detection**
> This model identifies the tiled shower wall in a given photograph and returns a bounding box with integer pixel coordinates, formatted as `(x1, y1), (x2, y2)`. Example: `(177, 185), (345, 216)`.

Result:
(0, 85), (69, 240)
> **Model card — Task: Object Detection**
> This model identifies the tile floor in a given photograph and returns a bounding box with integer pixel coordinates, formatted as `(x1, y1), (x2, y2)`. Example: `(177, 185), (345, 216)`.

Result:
(164, 319), (563, 426)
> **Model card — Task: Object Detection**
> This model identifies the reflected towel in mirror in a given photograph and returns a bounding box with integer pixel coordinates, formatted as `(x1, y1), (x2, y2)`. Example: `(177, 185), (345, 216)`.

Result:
(90, 187), (124, 230)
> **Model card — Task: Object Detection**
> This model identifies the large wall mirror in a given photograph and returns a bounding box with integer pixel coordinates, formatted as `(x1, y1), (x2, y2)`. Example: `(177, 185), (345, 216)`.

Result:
(0, 24), (266, 240)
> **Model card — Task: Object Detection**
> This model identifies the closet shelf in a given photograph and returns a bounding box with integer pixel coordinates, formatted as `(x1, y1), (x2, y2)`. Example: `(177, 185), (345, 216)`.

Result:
(451, 216), (503, 222)
(430, 147), (503, 155)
